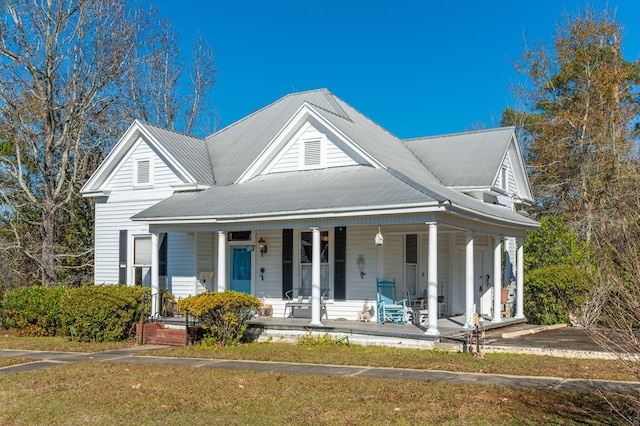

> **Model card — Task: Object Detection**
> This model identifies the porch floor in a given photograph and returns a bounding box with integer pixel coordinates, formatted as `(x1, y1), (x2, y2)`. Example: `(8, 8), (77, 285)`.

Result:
(247, 315), (526, 345)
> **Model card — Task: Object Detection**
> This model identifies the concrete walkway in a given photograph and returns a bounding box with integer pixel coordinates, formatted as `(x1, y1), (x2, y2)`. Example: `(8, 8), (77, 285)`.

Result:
(1, 346), (639, 395)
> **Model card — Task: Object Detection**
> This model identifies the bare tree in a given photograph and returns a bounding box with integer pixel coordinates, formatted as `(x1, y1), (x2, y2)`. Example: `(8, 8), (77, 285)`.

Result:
(0, 1), (217, 286)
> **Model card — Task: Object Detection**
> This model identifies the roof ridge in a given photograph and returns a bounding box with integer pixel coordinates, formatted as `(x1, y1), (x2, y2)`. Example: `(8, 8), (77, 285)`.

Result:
(205, 88), (330, 140)
(136, 120), (204, 140)
(404, 126), (515, 142)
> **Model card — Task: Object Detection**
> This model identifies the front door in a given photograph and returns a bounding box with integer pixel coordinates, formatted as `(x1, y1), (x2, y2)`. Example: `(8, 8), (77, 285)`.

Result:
(230, 246), (252, 294)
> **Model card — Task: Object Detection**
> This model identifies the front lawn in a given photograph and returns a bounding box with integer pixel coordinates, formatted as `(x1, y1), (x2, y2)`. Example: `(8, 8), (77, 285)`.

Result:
(151, 341), (638, 382)
(0, 334), (136, 353)
(0, 362), (628, 425)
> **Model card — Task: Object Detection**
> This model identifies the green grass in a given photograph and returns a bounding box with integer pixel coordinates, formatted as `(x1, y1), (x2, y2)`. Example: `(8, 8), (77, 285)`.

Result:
(0, 357), (34, 368)
(0, 335), (136, 352)
(151, 341), (638, 382)
(0, 362), (628, 425)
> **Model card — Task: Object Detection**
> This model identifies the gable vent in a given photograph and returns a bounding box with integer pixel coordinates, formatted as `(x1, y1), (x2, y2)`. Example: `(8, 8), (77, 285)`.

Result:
(304, 140), (321, 166)
(137, 160), (150, 185)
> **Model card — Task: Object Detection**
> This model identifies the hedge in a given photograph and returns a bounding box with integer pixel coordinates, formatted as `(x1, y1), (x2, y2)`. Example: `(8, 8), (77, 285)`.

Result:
(524, 264), (594, 325)
(1, 286), (68, 336)
(59, 285), (149, 342)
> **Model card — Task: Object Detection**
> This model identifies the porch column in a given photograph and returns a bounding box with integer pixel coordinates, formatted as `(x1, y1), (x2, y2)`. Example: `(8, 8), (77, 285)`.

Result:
(217, 231), (226, 293)
(465, 231), (474, 327)
(492, 237), (502, 323)
(151, 232), (160, 318)
(425, 222), (439, 336)
(515, 237), (525, 318)
(310, 227), (322, 326)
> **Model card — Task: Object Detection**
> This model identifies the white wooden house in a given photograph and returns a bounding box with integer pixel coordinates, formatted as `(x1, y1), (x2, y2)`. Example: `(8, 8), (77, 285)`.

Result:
(81, 89), (538, 336)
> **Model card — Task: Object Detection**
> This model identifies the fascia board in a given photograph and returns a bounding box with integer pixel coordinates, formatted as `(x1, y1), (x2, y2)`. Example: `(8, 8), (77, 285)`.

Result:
(509, 134), (534, 202)
(132, 202), (446, 223)
(236, 103), (384, 184)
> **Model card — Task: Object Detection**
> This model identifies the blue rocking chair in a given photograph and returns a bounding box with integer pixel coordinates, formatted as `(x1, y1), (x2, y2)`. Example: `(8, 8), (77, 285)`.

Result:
(376, 279), (408, 324)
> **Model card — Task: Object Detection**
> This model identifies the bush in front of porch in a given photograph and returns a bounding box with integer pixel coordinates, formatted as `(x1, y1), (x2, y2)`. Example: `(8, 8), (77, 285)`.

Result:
(177, 291), (261, 347)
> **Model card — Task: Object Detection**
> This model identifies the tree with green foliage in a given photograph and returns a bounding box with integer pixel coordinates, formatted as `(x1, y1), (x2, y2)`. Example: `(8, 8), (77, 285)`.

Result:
(503, 8), (640, 241)
(524, 216), (596, 325)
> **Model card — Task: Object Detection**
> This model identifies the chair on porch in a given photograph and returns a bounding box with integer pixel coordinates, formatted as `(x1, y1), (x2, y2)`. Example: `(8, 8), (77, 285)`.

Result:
(376, 279), (408, 324)
(284, 287), (329, 319)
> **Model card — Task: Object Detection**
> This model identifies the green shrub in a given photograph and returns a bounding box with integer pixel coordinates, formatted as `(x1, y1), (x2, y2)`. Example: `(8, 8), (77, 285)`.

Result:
(1, 286), (68, 336)
(59, 285), (149, 342)
(178, 291), (261, 346)
(524, 264), (594, 325)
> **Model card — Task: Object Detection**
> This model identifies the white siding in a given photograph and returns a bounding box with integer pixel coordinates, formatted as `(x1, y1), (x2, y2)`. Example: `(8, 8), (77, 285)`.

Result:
(93, 135), (190, 288)
(254, 229), (283, 299)
(168, 232), (196, 299)
(196, 232), (215, 292)
(383, 235), (403, 289)
(266, 122), (357, 174)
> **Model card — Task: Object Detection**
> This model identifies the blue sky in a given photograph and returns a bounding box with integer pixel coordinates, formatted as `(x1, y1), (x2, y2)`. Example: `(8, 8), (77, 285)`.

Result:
(147, 0), (640, 139)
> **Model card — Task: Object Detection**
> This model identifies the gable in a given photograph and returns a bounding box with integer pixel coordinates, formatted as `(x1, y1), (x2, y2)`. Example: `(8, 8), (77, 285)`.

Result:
(264, 121), (360, 174)
(82, 121), (210, 197)
(236, 103), (382, 183)
(101, 136), (188, 193)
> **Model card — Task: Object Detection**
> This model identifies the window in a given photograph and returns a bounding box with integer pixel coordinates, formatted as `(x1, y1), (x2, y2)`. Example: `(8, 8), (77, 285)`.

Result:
(405, 234), (418, 296)
(501, 166), (508, 191)
(135, 159), (151, 186)
(300, 231), (329, 293)
(133, 235), (151, 286)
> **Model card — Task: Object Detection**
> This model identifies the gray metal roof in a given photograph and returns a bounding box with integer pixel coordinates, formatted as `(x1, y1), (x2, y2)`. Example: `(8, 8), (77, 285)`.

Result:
(205, 89), (354, 185)
(139, 121), (213, 184)
(133, 166), (440, 220)
(404, 127), (514, 187)
(85, 89), (538, 230)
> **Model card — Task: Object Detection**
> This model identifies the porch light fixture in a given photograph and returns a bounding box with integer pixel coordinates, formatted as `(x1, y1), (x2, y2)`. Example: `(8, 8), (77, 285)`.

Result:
(375, 226), (384, 246)
(357, 254), (366, 279)
(258, 237), (267, 257)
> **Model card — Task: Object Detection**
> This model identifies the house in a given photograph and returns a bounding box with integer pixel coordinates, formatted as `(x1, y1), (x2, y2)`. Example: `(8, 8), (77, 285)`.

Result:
(81, 88), (538, 336)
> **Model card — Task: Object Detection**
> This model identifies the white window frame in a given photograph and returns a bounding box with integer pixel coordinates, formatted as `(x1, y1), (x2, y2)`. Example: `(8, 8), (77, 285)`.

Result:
(131, 234), (152, 287)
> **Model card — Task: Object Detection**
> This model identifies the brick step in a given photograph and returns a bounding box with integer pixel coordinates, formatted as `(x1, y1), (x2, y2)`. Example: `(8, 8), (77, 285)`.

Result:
(136, 322), (192, 347)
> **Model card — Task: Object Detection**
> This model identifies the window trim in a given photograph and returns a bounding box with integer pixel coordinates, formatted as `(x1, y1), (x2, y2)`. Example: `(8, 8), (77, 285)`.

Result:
(134, 158), (154, 187)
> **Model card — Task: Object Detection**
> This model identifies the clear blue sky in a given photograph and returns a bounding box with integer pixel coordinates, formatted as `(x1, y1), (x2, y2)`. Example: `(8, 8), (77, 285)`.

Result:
(147, 0), (640, 139)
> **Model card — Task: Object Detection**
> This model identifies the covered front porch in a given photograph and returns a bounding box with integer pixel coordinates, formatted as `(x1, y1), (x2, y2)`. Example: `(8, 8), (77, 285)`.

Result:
(247, 314), (527, 349)
(147, 214), (529, 337)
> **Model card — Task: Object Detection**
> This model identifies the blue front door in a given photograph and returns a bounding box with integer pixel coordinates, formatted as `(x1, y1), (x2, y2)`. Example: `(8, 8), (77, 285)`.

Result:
(230, 246), (252, 294)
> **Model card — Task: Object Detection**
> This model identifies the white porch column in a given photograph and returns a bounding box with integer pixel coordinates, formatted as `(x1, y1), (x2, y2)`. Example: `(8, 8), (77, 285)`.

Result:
(515, 237), (525, 318)
(151, 232), (160, 318)
(217, 231), (226, 293)
(465, 232), (475, 327)
(425, 222), (439, 336)
(492, 237), (502, 323)
(310, 227), (322, 326)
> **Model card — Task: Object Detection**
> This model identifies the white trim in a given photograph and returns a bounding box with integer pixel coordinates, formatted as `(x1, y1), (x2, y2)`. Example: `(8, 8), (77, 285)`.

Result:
(236, 103), (384, 184)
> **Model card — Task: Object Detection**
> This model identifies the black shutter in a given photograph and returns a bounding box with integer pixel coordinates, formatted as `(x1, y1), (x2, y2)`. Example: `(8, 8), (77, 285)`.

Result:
(118, 230), (127, 284)
(282, 229), (293, 299)
(159, 234), (168, 276)
(334, 227), (346, 301)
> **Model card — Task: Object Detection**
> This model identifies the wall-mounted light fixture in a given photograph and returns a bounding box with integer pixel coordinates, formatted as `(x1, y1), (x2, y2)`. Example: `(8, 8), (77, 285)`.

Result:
(258, 237), (267, 257)
(357, 254), (366, 279)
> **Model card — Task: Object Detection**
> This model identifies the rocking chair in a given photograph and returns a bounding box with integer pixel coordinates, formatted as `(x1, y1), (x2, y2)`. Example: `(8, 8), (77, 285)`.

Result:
(376, 279), (408, 324)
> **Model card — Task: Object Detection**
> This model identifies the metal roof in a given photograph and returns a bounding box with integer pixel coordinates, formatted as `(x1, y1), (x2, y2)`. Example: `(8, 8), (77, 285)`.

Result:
(132, 166), (440, 220)
(139, 122), (213, 184)
(91, 89), (538, 230)
(404, 127), (514, 187)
